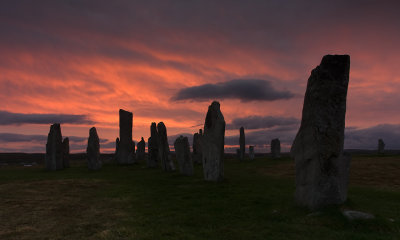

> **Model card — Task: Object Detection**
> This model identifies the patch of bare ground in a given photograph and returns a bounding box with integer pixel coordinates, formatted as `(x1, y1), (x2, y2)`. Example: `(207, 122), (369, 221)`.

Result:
(257, 155), (400, 189)
(0, 179), (128, 240)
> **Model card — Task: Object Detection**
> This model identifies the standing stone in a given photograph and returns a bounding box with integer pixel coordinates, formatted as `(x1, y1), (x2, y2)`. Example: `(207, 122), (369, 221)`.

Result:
(239, 127), (245, 160)
(290, 55), (351, 210)
(45, 123), (64, 171)
(157, 122), (175, 171)
(147, 123), (158, 168)
(249, 146), (255, 160)
(201, 101), (225, 181)
(192, 129), (203, 164)
(136, 137), (146, 161)
(271, 138), (281, 158)
(236, 149), (241, 159)
(87, 127), (102, 170)
(116, 109), (135, 164)
(378, 139), (385, 154)
(174, 135), (194, 176)
(62, 137), (70, 168)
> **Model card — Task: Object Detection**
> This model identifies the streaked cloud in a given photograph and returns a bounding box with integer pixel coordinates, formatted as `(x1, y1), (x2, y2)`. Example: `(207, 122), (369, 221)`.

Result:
(0, 110), (94, 125)
(227, 115), (299, 130)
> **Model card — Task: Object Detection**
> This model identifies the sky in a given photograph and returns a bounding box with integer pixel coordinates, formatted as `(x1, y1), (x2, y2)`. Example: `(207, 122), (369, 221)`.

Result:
(1, 0), (400, 153)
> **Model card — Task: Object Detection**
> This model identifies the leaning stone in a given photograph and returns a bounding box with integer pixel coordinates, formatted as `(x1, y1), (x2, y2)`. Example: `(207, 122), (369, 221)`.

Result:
(271, 138), (281, 158)
(342, 210), (375, 220)
(174, 135), (193, 176)
(378, 139), (385, 154)
(116, 109), (135, 164)
(147, 122), (158, 168)
(249, 146), (255, 160)
(290, 55), (351, 210)
(45, 123), (64, 171)
(136, 137), (146, 161)
(201, 101), (225, 181)
(62, 137), (70, 168)
(87, 127), (102, 170)
(239, 127), (245, 160)
(157, 122), (175, 171)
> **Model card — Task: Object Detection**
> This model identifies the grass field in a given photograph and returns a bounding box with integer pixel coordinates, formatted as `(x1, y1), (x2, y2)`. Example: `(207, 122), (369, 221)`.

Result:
(0, 154), (399, 239)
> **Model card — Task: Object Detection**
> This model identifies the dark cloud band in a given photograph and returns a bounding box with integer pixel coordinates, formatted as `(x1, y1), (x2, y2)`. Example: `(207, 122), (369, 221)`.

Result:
(0, 110), (94, 125)
(171, 79), (295, 102)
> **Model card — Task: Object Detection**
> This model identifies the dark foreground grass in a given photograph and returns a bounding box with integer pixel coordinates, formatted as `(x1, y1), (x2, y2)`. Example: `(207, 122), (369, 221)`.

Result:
(0, 156), (399, 239)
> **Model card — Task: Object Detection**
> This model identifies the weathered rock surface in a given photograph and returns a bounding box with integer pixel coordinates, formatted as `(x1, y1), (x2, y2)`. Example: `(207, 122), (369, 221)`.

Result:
(174, 135), (193, 176)
(147, 122), (158, 168)
(290, 55), (351, 210)
(136, 137), (146, 161)
(249, 146), (255, 160)
(378, 139), (385, 154)
(116, 109), (135, 164)
(157, 122), (175, 171)
(45, 123), (64, 171)
(62, 137), (70, 168)
(201, 101), (225, 181)
(342, 210), (375, 220)
(87, 127), (102, 170)
(192, 129), (203, 164)
(239, 127), (245, 161)
(271, 138), (281, 158)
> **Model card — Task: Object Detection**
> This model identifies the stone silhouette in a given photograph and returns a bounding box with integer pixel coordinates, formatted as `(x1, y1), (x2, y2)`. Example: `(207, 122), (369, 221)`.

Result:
(157, 122), (175, 171)
(271, 138), (281, 158)
(378, 139), (385, 154)
(201, 101), (225, 181)
(239, 127), (245, 160)
(45, 123), (64, 171)
(136, 137), (146, 161)
(291, 55), (351, 210)
(87, 127), (102, 170)
(147, 122), (158, 168)
(174, 135), (194, 176)
(116, 109), (135, 164)
(249, 146), (255, 160)
(192, 129), (203, 164)
(62, 137), (70, 168)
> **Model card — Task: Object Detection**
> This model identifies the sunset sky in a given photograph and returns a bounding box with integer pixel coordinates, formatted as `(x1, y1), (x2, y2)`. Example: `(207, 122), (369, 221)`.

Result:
(1, 0), (400, 153)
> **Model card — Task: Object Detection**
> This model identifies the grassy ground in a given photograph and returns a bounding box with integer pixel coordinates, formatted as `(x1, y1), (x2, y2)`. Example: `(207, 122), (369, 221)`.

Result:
(0, 155), (399, 239)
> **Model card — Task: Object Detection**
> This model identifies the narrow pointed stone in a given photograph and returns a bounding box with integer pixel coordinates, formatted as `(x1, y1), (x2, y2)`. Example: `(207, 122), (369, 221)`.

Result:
(116, 109), (135, 164)
(157, 122), (175, 171)
(87, 127), (102, 170)
(239, 126), (245, 160)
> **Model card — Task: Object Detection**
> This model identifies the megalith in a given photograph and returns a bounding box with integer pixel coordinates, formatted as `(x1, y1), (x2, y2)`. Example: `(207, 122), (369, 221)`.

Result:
(136, 137), (146, 161)
(62, 137), (70, 168)
(147, 122), (158, 168)
(87, 127), (102, 170)
(239, 126), (245, 160)
(378, 139), (385, 154)
(201, 101), (225, 181)
(157, 122), (175, 171)
(192, 129), (203, 164)
(45, 123), (64, 171)
(290, 55), (351, 210)
(116, 109), (135, 164)
(174, 135), (194, 176)
(271, 138), (281, 158)
(249, 146), (255, 160)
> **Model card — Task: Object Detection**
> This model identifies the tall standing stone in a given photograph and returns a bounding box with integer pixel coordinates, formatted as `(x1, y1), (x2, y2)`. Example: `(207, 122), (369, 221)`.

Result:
(249, 146), (255, 160)
(271, 138), (281, 159)
(136, 137), (146, 161)
(378, 139), (385, 154)
(45, 123), (64, 171)
(147, 122), (158, 168)
(116, 109), (135, 164)
(87, 127), (102, 170)
(239, 127), (245, 160)
(174, 135), (194, 176)
(157, 122), (175, 171)
(201, 101), (225, 181)
(290, 55), (351, 210)
(62, 137), (70, 168)
(192, 129), (203, 164)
